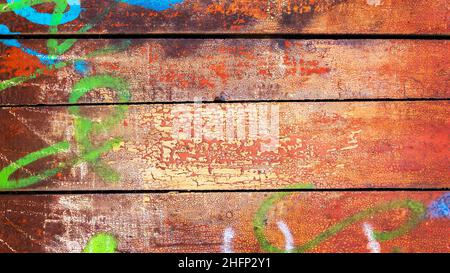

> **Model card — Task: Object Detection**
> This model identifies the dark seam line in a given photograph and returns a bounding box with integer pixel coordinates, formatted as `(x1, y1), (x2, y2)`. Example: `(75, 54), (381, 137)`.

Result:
(0, 188), (448, 196)
(1, 98), (448, 109)
(0, 33), (449, 40)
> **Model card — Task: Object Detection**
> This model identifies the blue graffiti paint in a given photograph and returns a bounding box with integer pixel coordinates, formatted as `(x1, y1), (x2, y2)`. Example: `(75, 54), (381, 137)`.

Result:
(426, 193), (450, 219)
(74, 60), (90, 75)
(6, 0), (82, 26)
(0, 24), (21, 47)
(0, 24), (59, 66)
(117, 0), (184, 11)
(23, 48), (59, 66)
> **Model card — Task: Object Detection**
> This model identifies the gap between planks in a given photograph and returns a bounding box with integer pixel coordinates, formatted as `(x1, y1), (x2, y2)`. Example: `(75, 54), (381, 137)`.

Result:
(1, 98), (449, 108)
(0, 33), (450, 40)
(1, 188), (450, 196)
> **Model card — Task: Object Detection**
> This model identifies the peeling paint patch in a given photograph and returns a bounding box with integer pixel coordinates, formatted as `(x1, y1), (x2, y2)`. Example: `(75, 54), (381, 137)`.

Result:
(367, 0), (382, 6)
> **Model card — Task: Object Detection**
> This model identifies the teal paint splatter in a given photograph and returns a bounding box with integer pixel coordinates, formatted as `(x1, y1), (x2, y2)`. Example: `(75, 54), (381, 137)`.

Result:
(6, 0), (82, 26)
(0, 24), (59, 66)
(117, 0), (184, 11)
(0, 24), (21, 47)
(74, 60), (90, 75)
(426, 193), (450, 219)
(0, 3), (124, 93)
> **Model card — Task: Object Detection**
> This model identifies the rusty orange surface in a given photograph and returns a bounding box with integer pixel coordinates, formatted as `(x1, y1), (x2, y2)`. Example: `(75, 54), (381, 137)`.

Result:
(0, 0), (448, 254)
(0, 101), (448, 190)
(0, 0), (448, 34)
(0, 192), (448, 253)
(0, 39), (449, 105)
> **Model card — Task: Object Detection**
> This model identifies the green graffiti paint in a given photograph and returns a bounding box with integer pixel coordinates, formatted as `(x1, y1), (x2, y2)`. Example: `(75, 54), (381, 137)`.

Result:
(82, 233), (118, 253)
(1, 1), (74, 62)
(0, 73), (39, 91)
(44, 1), (119, 58)
(46, 1), (75, 58)
(0, 75), (131, 189)
(0, 0), (50, 13)
(86, 40), (133, 58)
(392, 246), (402, 253)
(0, 3), (131, 189)
(253, 183), (314, 253)
(69, 75), (130, 183)
(0, 5), (125, 92)
(47, 38), (76, 57)
(253, 190), (426, 253)
(372, 200), (425, 241)
(0, 39), (132, 92)
(48, 0), (67, 31)
(0, 141), (69, 190)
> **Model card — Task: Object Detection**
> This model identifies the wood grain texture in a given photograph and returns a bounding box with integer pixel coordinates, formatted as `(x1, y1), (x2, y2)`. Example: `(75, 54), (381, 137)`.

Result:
(0, 191), (448, 253)
(1, 0), (449, 254)
(0, 0), (449, 34)
(1, 101), (448, 190)
(1, 39), (449, 105)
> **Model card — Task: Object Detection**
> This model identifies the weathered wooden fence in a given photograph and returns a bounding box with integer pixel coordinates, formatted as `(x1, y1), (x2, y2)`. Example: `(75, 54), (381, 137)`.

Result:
(0, 0), (448, 253)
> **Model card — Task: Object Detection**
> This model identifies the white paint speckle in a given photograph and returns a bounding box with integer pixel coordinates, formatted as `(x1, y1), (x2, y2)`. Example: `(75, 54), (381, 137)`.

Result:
(72, 162), (89, 180)
(53, 236), (83, 253)
(0, 238), (16, 252)
(363, 222), (381, 253)
(221, 227), (235, 253)
(64, 124), (73, 141)
(58, 195), (93, 210)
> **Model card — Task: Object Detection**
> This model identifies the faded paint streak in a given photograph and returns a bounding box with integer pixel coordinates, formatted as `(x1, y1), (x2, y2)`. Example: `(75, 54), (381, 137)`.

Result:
(363, 222), (381, 253)
(221, 227), (235, 253)
(277, 220), (294, 252)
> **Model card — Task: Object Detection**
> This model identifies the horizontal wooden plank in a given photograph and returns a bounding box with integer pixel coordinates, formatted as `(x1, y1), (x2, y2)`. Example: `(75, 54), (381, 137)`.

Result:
(1, 39), (449, 105)
(0, 0), (448, 34)
(0, 191), (448, 253)
(0, 101), (448, 191)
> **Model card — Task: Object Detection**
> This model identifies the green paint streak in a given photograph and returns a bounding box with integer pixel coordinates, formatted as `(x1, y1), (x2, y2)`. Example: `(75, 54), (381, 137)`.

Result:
(45, 1), (119, 58)
(0, 63), (70, 92)
(0, 3), (131, 189)
(0, 74), (38, 91)
(82, 233), (118, 253)
(69, 75), (130, 183)
(253, 189), (426, 253)
(0, 141), (69, 190)
(85, 40), (133, 58)
(392, 246), (402, 253)
(48, 0), (67, 32)
(46, 0), (72, 57)
(0, 0), (54, 13)
(0, 59), (69, 92)
(0, 75), (131, 189)
(253, 183), (314, 253)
